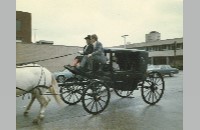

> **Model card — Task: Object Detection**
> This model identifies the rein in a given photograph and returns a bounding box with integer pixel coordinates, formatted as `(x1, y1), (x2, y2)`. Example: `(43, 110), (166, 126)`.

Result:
(16, 52), (78, 66)
(16, 85), (53, 99)
(16, 65), (41, 68)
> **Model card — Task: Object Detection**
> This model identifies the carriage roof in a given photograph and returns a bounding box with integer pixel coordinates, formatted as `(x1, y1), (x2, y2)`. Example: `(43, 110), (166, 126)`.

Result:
(104, 48), (148, 53)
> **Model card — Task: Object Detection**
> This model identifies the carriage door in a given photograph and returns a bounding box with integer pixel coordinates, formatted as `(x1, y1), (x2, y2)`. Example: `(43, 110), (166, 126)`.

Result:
(112, 52), (136, 90)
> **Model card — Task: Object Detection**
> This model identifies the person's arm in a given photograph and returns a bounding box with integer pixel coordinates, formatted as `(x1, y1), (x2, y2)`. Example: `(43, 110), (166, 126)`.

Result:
(83, 44), (93, 55)
(91, 42), (103, 56)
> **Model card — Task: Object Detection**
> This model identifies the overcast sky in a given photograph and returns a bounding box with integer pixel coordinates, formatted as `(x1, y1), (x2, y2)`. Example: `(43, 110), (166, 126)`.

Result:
(16, 0), (183, 47)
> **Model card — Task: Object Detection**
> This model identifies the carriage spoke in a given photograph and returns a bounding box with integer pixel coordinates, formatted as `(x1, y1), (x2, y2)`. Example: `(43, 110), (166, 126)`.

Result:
(155, 90), (161, 97)
(90, 101), (95, 111)
(68, 94), (73, 101)
(152, 92), (154, 103)
(145, 91), (151, 98)
(97, 101), (103, 110)
(155, 78), (161, 84)
(64, 93), (71, 99)
(73, 95), (75, 102)
(146, 81), (152, 86)
(148, 92), (152, 102)
(95, 102), (98, 112)
(100, 99), (106, 103)
(154, 92), (158, 100)
(148, 92), (152, 101)
(100, 95), (108, 98)
(143, 89), (149, 93)
(62, 90), (71, 94)
(84, 98), (93, 100)
(155, 83), (163, 87)
(74, 93), (80, 100)
(86, 99), (94, 107)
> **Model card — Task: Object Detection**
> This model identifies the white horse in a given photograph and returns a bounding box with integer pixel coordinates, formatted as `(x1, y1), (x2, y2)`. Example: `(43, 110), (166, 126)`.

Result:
(16, 63), (61, 124)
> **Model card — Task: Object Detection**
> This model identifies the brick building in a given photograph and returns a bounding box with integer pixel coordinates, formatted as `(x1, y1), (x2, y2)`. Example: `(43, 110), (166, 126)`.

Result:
(16, 11), (32, 43)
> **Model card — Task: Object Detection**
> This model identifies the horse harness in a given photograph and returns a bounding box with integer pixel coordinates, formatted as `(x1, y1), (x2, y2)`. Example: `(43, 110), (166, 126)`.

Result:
(16, 65), (51, 99)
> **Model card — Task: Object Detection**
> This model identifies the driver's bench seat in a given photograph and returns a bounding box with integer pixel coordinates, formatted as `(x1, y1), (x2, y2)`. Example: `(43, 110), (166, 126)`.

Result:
(91, 61), (111, 72)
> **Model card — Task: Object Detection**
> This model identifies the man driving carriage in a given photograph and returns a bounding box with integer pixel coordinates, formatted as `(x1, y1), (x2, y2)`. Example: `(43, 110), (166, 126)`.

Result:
(79, 34), (107, 71)
(66, 34), (107, 72)
(71, 35), (93, 66)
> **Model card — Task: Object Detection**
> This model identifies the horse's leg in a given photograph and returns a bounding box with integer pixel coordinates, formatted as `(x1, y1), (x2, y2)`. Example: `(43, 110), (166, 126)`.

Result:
(24, 93), (36, 116)
(32, 89), (51, 124)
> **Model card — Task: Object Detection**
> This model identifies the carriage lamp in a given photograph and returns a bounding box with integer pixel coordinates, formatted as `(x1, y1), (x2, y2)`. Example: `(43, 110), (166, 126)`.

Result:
(121, 35), (129, 49)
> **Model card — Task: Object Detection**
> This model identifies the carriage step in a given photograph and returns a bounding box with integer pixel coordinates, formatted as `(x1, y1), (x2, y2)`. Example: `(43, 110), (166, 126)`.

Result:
(44, 92), (61, 95)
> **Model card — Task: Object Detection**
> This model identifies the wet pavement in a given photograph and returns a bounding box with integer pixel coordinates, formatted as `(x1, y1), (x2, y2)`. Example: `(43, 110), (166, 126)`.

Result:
(16, 71), (183, 130)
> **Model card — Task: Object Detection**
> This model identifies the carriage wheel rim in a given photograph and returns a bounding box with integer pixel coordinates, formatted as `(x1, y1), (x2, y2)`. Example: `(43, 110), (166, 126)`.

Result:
(141, 72), (165, 105)
(82, 82), (110, 114)
(60, 84), (83, 105)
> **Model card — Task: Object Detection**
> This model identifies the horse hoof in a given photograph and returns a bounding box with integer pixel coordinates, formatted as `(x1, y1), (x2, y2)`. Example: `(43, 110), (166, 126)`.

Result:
(24, 112), (29, 116)
(39, 115), (45, 120)
(47, 97), (51, 103)
(32, 119), (41, 124)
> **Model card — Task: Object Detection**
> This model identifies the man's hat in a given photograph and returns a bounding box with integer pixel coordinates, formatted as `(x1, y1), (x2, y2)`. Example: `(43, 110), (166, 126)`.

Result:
(84, 35), (91, 40)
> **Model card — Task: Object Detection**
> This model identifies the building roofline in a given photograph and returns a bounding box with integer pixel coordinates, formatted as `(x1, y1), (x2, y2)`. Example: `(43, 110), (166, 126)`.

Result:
(112, 37), (183, 48)
(16, 11), (31, 14)
(16, 42), (83, 48)
(133, 37), (183, 44)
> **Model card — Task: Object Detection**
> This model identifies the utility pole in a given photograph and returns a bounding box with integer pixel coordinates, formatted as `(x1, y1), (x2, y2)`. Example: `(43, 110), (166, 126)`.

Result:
(173, 41), (177, 67)
(121, 35), (129, 49)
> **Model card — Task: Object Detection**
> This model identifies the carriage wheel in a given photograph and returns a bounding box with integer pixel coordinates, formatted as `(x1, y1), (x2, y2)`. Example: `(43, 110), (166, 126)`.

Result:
(114, 89), (134, 98)
(141, 72), (165, 105)
(82, 80), (110, 115)
(60, 78), (84, 105)
(57, 75), (65, 83)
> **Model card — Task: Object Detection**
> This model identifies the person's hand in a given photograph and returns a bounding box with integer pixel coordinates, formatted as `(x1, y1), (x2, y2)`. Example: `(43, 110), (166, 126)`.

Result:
(88, 54), (92, 57)
(78, 51), (83, 54)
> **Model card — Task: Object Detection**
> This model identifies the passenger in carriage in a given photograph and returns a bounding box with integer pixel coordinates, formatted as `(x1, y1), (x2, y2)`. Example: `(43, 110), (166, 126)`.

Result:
(71, 35), (93, 67)
(115, 53), (127, 70)
(115, 53), (132, 71)
(110, 55), (120, 71)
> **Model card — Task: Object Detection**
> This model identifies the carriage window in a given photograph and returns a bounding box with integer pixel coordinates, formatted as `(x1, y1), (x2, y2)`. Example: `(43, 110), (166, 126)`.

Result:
(115, 53), (133, 71)
(112, 53), (120, 71)
(114, 52), (146, 72)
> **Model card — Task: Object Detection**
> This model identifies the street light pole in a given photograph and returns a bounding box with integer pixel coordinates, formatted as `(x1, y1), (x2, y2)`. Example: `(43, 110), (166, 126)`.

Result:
(121, 35), (129, 49)
(33, 29), (38, 43)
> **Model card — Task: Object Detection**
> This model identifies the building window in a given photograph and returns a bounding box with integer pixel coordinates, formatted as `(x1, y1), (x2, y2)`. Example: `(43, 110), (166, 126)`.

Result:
(16, 20), (21, 31)
(154, 46), (160, 51)
(168, 44), (173, 50)
(162, 45), (166, 51)
(176, 43), (183, 50)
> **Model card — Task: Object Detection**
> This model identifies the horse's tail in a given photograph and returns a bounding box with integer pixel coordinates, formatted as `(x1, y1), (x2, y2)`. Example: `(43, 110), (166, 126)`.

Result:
(48, 75), (62, 105)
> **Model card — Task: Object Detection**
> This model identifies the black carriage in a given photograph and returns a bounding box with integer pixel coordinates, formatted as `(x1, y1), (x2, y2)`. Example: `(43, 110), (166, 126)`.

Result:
(59, 48), (165, 114)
